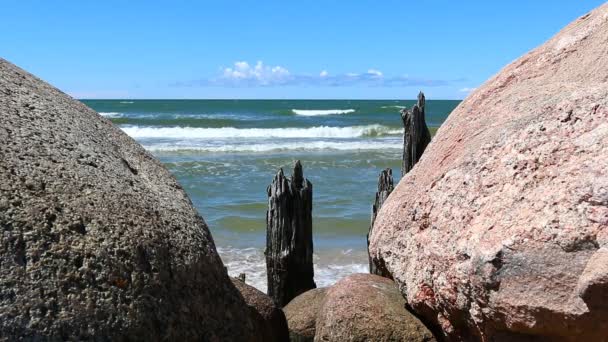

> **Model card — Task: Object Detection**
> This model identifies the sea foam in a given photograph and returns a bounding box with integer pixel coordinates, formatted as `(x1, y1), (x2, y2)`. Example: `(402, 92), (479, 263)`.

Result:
(120, 124), (400, 139)
(217, 246), (369, 292)
(99, 112), (123, 118)
(143, 140), (401, 153)
(292, 109), (356, 116)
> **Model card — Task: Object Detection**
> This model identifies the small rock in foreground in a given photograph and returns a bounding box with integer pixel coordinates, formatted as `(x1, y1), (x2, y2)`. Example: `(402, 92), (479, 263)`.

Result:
(285, 274), (435, 342)
(283, 287), (328, 342)
(232, 278), (290, 342)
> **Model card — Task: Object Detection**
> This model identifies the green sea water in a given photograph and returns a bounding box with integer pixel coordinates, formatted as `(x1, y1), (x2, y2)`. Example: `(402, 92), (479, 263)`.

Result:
(83, 99), (459, 291)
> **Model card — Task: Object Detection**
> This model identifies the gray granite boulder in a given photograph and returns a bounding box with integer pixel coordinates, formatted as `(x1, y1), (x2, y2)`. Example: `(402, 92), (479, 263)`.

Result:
(0, 58), (262, 340)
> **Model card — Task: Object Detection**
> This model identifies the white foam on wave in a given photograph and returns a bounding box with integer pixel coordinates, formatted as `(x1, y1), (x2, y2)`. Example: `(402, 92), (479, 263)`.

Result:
(217, 246), (369, 292)
(99, 112), (123, 118)
(119, 101), (134, 104)
(314, 263), (369, 287)
(292, 109), (356, 116)
(144, 140), (401, 153)
(120, 124), (400, 139)
(219, 247), (268, 291)
(101, 112), (240, 120)
(381, 105), (406, 109)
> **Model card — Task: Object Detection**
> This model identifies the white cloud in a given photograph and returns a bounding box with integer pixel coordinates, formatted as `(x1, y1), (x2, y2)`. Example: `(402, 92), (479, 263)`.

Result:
(220, 61), (291, 85)
(459, 87), (477, 93)
(173, 61), (457, 88)
(367, 69), (383, 77)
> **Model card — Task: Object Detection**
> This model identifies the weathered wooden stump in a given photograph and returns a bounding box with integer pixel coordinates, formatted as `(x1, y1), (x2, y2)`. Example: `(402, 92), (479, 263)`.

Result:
(266, 160), (316, 307)
(368, 168), (394, 277)
(367, 92), (432, 276)
(237, 273), (246, 283)
(400, 91), (432, 176)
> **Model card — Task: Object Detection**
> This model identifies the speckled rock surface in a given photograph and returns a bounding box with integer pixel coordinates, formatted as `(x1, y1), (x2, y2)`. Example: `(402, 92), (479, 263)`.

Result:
(283, 287), (327, 342)
(232, 278), (289, 342)
(370, 3), (608, 341)
(0, 58), (263, 340)
(314, 274), (435, 342)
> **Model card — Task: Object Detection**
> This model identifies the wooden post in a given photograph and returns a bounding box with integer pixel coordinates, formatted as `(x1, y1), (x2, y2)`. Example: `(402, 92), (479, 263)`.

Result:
(368, 168), (394, 277)
(368, 92), (431, 277)
(401, 91), (432, 176)
(266, 160), (316, 307)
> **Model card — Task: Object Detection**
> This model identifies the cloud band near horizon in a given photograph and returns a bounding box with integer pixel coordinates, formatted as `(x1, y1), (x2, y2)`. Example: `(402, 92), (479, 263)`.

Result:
(171, 60), (467, 88)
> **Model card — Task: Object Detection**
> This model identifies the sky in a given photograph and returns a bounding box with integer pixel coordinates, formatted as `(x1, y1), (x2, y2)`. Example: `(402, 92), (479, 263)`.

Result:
(1, 1), (605, 99)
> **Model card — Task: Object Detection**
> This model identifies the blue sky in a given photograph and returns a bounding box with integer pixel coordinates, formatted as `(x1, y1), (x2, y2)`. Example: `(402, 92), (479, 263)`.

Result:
(1, 1), (604, 99)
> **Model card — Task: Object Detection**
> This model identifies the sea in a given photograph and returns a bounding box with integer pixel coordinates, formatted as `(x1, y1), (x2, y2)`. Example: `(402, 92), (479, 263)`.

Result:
(82, 99), (460, 292)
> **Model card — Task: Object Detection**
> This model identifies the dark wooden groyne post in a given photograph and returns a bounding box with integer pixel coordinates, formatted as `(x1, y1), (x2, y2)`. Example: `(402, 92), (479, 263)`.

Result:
(400, 91), (432, 176)
(368, 92), (432, 276)
(367, 168), (394, 277)
(266, 160), (316, 307)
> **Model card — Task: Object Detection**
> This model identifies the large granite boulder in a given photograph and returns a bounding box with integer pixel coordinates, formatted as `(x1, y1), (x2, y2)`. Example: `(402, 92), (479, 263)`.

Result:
(370, 3), (608, 341)
(0, 59), (263, 340)
(283, 287), (328, 342)
(231, 278), (290, 342)
(314, 274), (435, 342)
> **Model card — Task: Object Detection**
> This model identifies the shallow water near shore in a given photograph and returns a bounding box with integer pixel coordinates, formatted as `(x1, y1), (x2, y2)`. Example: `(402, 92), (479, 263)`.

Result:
(83, 99), (458, 291)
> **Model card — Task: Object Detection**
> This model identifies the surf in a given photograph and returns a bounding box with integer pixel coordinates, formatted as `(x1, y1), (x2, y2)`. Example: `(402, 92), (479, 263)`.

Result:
(120, 124), (400, 139)
(291, 109), (356, 116)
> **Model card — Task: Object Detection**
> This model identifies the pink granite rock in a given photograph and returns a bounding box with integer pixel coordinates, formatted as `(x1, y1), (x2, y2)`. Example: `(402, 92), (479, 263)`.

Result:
(369, 3), (608, 341)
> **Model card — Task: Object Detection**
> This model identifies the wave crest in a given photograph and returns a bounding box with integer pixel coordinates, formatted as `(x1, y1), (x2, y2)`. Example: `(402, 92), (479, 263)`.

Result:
(292, 109), (355, 116)
(120, 124), (400, 139)
(99, 112), (123, 118)
(144, 140), (401, 153)
(380, 105), (406, 109)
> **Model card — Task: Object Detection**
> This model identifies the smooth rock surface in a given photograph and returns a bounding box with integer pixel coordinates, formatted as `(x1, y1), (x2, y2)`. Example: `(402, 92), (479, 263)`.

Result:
(0, 59), (262, 340)
(370, 4), (608, 341)
(314, 274), (435, 342)
(232, 278), (290, 342)
(283, 288), (328, 342)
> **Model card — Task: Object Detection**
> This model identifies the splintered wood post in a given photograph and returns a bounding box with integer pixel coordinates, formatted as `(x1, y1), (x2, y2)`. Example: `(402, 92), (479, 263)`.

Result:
(401, 91), (432, 176)
(266, 160), (316, 307)
(368, 168), (394, 277)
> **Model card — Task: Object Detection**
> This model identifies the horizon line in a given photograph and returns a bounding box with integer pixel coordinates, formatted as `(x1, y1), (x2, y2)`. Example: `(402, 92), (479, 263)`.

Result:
(77, 98), (464, 101)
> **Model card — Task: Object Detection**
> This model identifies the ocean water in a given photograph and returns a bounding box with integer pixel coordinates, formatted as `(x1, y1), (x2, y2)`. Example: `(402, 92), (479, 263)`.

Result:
(82, 99), (459, 291)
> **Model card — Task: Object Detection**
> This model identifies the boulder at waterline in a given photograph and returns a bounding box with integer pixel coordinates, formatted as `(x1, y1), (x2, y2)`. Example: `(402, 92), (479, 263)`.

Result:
(283, 287), (328, 342)
(232, 278), (290, 342)
(0, 58), (263, 340)
(314, 274), (435, 342)
(370, 3), (608, 341)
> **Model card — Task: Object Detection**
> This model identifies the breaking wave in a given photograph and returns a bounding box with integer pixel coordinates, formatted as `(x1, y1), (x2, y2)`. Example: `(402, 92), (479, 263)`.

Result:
(292, 109), (356, 116)
(99, 112), (123, 118)
(120, 124), (401, 139)
(143, 140), (401, 153)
